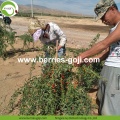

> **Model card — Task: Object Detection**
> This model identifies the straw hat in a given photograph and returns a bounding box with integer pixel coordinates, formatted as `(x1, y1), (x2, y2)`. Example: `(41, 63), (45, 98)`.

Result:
(28, 18), (46, 35)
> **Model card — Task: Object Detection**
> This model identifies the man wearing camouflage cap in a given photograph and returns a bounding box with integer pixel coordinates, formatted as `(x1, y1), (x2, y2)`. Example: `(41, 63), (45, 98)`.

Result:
(75, 0), (120, 115)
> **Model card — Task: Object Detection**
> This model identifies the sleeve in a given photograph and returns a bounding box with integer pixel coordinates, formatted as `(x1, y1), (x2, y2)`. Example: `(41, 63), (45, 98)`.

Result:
(53, 23), (67, 47)
(33, 29), (42, 42)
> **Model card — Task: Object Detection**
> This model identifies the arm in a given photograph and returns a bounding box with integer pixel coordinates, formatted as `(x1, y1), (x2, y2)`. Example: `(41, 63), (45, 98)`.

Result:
(57, 45), (63, 51)
(94, 47), (110, 61)
(82, 48), (109, 66)
(75, 24), (120, 65)
(53, 24), (67, 51)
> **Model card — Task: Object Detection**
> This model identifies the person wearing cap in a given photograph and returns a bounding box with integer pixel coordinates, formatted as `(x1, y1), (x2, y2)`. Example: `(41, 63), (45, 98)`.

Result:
(28, 18), (66, 58)
(74, 0), (120, 115)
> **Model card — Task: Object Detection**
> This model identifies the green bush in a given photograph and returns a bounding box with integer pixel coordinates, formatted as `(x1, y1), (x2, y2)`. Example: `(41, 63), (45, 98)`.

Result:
(8, 34), (103, 115)
(0, 24), (102, 115)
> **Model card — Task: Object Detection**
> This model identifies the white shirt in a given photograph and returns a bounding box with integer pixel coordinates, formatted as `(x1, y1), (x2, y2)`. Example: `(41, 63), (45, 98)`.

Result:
(105, 22), (120, 67)
(41, 22), (67, 46)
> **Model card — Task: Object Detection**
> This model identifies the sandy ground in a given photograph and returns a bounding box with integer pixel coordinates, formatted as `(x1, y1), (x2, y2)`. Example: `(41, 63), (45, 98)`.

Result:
(0, 16), (109, 115)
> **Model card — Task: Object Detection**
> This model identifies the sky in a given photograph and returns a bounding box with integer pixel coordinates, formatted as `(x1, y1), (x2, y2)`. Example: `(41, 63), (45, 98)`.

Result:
(1, 0), (120, 16)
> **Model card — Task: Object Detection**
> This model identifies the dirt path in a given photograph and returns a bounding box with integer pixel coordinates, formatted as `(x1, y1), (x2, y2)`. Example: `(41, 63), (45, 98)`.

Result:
(0, 16), (109, 115)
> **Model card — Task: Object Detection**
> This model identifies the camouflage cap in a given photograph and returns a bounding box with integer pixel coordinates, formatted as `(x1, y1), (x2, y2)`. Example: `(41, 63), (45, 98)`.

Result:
(28, 18), (46, 35)
(94, 0), (118, 21)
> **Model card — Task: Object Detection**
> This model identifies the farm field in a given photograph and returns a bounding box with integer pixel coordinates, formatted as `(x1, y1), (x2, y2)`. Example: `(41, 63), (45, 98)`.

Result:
(0, 16), (109, 115)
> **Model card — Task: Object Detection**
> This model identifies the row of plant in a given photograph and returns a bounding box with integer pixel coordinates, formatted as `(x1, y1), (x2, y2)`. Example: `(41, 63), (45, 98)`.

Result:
(0, 20), (39, 59)
(8, 52), (103, 115)
(0, 22), (103, 115)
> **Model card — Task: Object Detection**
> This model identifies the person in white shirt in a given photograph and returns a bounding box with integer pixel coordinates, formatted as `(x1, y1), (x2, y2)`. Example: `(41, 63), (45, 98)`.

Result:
(28, 18), (67, 57)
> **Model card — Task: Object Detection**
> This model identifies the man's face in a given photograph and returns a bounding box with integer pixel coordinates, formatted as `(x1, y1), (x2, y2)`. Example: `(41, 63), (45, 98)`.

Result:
(100, 7), (115, 26)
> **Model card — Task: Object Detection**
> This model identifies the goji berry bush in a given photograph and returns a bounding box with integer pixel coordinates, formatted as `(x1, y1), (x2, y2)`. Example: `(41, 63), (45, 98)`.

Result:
(0, 23), (103, 115)
(8, 34), (103, 115)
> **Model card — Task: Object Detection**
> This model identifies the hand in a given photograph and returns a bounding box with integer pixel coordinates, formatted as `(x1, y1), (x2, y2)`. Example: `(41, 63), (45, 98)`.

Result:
(74, 55), (83, 67)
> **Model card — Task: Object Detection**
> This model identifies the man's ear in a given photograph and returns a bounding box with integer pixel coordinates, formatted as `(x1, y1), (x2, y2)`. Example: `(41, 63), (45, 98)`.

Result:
(108, 6), (117, 15)
(109, 6), (117, 11)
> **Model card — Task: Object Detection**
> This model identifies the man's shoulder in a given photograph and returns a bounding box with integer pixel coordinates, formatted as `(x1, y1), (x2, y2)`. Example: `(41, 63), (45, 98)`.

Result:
(49, 22), (60, 29)
(110, 21), (120, 33)
(48, 22), (56, 26)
